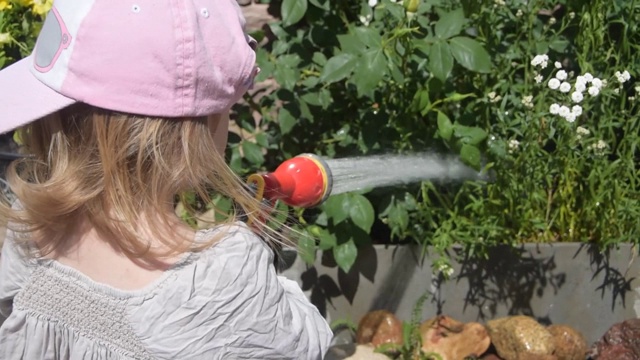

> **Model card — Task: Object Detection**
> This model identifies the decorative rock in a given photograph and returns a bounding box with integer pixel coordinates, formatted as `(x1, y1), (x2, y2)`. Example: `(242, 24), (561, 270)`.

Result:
(486, 316), (556, 360)
(344, 344), (391, 360)
(519, 354), (557, 360)
(420, 315), (491, 360)
(547, 324), (588, 360)
(355, 310), (403, 347)
(481, 355), (504, 360)
(588, 319), (640, 360)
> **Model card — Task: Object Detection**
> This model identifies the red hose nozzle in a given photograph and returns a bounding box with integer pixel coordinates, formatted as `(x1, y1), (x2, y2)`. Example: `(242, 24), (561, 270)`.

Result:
(248, 154), (332, 208)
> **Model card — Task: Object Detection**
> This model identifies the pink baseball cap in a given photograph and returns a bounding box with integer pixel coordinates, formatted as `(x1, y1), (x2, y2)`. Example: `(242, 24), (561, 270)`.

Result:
(0, 0), (258, 135)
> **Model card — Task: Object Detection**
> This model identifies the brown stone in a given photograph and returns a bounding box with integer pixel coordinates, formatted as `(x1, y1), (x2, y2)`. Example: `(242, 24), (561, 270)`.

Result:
(519, 354), (557, 360)
(481, 355), (504, 360)
(588, 319), (640, 360)
(420, 315), (491, 360)
(486, 316), (556, 360)
(355, 310), (403, 347)
(547, 325), (588, 360)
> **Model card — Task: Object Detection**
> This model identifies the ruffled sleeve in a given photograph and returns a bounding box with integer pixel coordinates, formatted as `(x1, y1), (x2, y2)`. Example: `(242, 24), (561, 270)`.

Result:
(0, 227), (32, 326)
(139, 224), (333, 359)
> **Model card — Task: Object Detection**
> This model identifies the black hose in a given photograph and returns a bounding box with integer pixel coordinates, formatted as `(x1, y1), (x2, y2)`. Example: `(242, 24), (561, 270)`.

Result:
(0, 152), (25, 161)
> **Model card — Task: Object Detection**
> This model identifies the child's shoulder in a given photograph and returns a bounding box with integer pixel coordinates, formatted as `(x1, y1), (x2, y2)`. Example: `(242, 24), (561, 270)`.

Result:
(194, 221), (275, 263)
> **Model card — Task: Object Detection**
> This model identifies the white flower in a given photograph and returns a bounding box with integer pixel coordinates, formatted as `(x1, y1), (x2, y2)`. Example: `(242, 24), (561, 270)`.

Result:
(549, 103), (560, 114)
(549, 17), (556, 25)
(555, 61), (562, 69)
(516, 9), (524, 17)
(522, 95), (534, 108)
(555, 70), (568, 80)
(575, 81), (587, 93)
(629, 96), (636, 101)
(548, 78), (561, 90)
(591, 78), (603, 89)
(589, 140), (608, 155)
(558, 105), (571, 118)
(572, 105), (583, 116)
(508, 139), (520, 154)
(583, 73), (593, 82)
(359, 15), (372, 26)
(368, 0), (378, 7)
(569, 12), (575, 19)
(534, 74), (543, 83)
(531, 54), (549, 68)
(615, 70), (631, 83)
(614, 88), (620, 94)
(588, 86), (600, 97)
(576, 126), (589, 136)
(564, 112), (577, 123)
(635, 85), (640, 94)
(571, 91), (583, 103)
(559, 82), (571, 93)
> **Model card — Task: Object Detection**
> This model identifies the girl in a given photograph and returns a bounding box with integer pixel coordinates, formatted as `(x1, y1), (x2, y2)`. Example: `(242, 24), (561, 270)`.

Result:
(0, 0), (332, 359)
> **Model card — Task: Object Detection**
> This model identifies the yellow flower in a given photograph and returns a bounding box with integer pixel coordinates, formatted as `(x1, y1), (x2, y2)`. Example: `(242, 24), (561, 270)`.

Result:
(0, 0), (12, 10)
(0, 32), (11, 45)
(12, 0), (51, 15)
(30, 0), (52, 15)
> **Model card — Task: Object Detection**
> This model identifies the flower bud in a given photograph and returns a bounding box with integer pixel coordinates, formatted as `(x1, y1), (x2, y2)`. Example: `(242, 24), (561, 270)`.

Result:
(403, 0), (420, 13)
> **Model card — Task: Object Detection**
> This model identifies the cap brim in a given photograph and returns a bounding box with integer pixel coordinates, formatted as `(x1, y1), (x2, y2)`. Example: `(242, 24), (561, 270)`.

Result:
(0, 56), (76, 134)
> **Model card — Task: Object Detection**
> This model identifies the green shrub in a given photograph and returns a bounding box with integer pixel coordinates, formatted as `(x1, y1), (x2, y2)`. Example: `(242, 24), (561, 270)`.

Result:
(239, 0), (640, 272)
(0, 0), (51, 68)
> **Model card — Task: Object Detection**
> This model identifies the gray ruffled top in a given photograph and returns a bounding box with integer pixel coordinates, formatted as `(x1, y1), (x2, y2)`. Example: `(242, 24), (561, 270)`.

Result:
(0, 223), (332, 359)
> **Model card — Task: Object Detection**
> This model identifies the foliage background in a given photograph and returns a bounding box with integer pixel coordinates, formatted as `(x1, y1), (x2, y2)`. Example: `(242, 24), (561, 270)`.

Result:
(2, 0), (639, 275)
(235, 0), (640, 274)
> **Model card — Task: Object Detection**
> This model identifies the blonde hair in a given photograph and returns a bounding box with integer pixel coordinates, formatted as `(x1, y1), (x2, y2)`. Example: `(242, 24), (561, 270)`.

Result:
(1, 104), (283, 260)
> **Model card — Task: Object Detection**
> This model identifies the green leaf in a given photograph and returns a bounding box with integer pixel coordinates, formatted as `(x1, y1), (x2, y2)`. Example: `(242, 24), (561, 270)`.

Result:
(323, 194), (350, 224)
(449, 36), (491, 73)
(435, 8), (465, 39)
(349, 194), (375, 233)
(388, 205), (409, 232)
(298, 230), (316, 265)
(454, 124), (487, 145)
(437, 111), (454, 141)
(337, 33), (361, 55)
(278, 107), (296, 134)
(320, 53), (358, 84)
(352, 49), (387, 96)
(312, 51), (327, 66)
(281, 0), (308, 26)
(315, 226), (337, 250)
(241, 141), (264, 165)
(308, 0), (330, 10)
(274, 66), (298, 90)
(549, 38), (570, 52)
(353, 26), (383, 49)
(428, 41), (453, 81)
(460, 144), (481, 169)
(334, 239), (358, 273)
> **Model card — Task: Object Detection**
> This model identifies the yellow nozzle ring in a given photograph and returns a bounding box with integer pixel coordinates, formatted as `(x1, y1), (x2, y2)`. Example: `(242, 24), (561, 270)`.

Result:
(297, 153), (333, 205)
